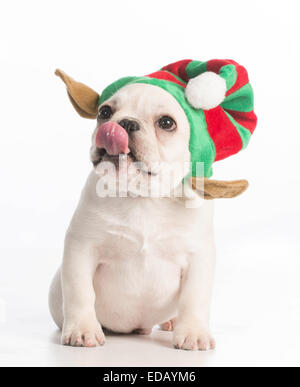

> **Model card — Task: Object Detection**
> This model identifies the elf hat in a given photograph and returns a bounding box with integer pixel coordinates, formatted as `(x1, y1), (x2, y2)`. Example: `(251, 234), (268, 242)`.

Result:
(98, 59), (257, 178)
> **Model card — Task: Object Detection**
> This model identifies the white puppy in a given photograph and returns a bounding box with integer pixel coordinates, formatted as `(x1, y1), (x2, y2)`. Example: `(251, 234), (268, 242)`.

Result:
(49, 70), (248, 351)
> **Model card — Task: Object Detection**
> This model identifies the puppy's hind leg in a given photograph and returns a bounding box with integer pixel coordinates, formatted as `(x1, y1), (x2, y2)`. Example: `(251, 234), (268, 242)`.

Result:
(133, 328), (153, 335)
(160, 318), (176, 332)
(49, 268), (64, 330)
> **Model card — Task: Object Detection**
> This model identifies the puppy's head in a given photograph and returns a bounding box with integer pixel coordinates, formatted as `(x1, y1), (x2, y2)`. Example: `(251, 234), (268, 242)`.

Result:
(94, 83), (192, 194)
(55, 69), (249, 200)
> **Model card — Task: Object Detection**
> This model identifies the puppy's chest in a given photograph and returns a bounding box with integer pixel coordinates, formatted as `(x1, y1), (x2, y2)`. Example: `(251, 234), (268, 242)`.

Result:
(96, 202), (194, 264)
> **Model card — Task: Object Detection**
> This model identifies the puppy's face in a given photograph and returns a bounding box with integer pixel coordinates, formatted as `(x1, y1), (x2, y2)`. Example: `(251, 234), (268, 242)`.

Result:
(91, 84), (191, 194)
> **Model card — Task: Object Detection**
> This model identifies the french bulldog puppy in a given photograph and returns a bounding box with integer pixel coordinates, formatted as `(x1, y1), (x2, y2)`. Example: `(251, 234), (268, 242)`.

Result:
(49, 70), (248, 351)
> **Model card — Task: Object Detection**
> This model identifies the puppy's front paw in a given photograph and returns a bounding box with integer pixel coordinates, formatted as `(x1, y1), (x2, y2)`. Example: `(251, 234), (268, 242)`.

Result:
(62, 317), (105, 348)
(173, 323), (215, 351)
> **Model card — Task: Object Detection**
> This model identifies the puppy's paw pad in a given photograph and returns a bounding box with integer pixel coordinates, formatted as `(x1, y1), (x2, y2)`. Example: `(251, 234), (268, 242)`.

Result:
(173, 328), (215, 351)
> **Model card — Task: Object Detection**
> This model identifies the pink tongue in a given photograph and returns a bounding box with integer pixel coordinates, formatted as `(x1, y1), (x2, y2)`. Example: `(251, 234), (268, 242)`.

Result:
(96, 122), (130, 156)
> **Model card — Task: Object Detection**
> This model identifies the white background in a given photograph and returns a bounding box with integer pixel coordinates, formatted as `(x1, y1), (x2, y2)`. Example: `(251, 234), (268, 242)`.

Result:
(0, 0), (300, 367)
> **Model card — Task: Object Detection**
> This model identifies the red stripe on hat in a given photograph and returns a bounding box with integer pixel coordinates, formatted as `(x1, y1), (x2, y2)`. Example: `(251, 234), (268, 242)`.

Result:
(206, 59), (238, 73)
(146, 71), (187, 88)
(207, 59), (249, 97)
(162, 60), (193, 83)
(204, 107), (243, 161)
(227, 110), (258, 134)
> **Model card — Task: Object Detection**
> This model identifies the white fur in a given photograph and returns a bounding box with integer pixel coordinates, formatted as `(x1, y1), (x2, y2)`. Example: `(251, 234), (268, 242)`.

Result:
(49, 84), (216, 351)
(185, 72), (227, 110)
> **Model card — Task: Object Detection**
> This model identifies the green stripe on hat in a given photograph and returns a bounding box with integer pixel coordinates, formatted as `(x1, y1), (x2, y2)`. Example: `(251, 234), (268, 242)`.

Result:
(219, 64), (237, 90)
(185, 61), (207, 78)
(221, 83), (254, 112)
(188, 109), (215, 177)
(99, 76), (138, 106)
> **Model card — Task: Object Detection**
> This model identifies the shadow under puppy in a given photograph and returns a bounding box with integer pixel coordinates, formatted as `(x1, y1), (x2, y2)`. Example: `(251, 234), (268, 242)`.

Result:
(49, 59), (257, 350)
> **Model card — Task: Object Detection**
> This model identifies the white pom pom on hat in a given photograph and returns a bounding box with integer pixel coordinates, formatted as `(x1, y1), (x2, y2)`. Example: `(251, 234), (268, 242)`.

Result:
(185, 72), (227, 110)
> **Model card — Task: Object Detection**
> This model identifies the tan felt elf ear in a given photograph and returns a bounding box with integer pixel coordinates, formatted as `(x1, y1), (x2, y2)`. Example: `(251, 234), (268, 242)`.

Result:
(192, 177), (249, 200)
(55, 69), (99, 119)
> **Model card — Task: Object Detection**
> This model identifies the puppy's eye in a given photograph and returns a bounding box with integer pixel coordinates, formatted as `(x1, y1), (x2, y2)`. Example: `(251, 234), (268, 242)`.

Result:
(157, 116), (177, 132)
(98, 105), (113, 120)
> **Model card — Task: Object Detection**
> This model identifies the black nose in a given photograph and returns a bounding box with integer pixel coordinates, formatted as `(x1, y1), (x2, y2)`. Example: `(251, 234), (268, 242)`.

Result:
(119, 119), (140, 132)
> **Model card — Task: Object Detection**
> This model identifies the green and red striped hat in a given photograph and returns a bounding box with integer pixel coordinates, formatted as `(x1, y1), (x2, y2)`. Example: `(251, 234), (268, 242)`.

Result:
(98, 59), (257, 178)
